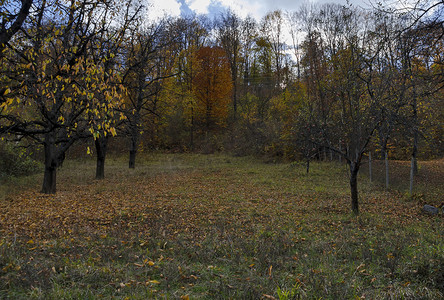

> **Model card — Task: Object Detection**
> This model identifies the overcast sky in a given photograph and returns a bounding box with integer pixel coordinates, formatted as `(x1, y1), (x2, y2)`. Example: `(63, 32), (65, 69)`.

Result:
(146, 0), (375, 21)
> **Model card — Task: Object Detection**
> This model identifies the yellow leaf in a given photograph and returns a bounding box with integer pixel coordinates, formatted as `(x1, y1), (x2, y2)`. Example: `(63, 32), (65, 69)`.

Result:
(148, 280), (160, 284)
(148, 261), (155, 266)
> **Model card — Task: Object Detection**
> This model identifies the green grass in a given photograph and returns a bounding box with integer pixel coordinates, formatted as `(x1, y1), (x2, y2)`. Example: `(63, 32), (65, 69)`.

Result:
(0, 153), (442, 299)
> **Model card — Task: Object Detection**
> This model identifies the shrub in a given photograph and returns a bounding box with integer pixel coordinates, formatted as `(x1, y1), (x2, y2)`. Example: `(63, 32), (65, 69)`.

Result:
(0, 142), (41, 179)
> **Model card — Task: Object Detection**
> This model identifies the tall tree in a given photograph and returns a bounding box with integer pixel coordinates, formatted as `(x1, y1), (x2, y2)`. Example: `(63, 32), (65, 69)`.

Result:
(261, 10), (285, 86)
(297, 5), (387, 214)
(171, 16), (210, 149)
(192, 46), (233, 132)
(216, 10), (242, 121)
(121, 19), (179, 168)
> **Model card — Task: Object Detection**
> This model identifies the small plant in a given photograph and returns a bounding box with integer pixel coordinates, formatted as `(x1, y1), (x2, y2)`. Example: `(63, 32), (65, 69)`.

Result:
(277, 282), (303, 300)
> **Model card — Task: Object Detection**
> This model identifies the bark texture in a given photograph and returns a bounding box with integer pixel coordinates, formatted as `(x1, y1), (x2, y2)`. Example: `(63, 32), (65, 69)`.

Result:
(95, 136), (108, 179)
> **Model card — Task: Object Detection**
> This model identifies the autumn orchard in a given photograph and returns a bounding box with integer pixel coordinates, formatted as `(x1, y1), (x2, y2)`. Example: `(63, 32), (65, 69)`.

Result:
(0, 0), (443, 214)
(0, 1), (443, 298)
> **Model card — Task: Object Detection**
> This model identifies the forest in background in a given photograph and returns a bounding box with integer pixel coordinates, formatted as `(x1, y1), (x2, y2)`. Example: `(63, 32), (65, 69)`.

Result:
(0, 0), (443, 211)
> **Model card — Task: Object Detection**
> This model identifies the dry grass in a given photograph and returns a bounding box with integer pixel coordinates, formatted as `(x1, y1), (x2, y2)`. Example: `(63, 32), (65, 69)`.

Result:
(0, 154), (442, 299)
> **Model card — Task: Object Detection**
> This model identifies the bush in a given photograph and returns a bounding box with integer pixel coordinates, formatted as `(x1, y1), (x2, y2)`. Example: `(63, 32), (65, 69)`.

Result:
(0, 142), (41, 179)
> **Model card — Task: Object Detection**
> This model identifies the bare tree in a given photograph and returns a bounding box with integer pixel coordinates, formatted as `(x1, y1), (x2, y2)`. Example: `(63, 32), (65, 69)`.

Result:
(297, 5), (391, 214)
(121, 19), (180, 168)
(215, 10), (242, 121)
(261, 10), (286, 86)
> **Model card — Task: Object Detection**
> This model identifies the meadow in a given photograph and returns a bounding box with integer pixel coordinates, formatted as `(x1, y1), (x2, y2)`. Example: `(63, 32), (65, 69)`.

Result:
(0, 154), (443, 299)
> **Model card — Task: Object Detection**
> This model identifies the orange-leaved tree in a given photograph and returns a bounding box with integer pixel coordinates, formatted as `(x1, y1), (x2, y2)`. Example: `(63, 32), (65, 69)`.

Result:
(192, 46), (232, 132)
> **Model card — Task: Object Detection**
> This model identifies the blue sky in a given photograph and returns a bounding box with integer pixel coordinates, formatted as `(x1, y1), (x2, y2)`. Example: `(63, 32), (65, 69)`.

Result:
(146, 0), (374, 21)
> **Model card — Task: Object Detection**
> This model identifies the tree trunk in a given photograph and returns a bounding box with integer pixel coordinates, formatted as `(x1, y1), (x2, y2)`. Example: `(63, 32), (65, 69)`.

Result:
(349, 162), (360, 215)
(306, 158), (310, 174)
(368, 151), (372, 183)
(190, 107), (194, 151)
(411, 83), (418, 176)
(409, 156), (415, 196)
(42, 133), (57, 194)
(129, 148), (136, 169)
(42, 162), (57, 194)
(338, 144), (341, 163)
(412, 129), (418, 176)
(233, 78), (238, 121)
(95, 136), (108, 179)
(129, 123), (139, 169)
(384, 150), (389, 189)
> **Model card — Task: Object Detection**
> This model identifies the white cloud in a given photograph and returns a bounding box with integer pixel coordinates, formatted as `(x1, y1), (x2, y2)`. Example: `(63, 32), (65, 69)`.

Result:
(216, 0), (311, 21)
(147, 0), (182, 20)
(144, 0), (372, 23)
(186, 0), (212, 15)
(217, 0), (263, 19)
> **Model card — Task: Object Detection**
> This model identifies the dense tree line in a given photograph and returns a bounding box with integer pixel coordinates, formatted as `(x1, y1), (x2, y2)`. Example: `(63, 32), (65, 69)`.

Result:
(1, 0), (442, 213)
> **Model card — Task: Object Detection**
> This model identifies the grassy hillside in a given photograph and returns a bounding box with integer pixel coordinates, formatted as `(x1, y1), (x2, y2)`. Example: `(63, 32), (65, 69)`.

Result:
(1, 154), (442, 299)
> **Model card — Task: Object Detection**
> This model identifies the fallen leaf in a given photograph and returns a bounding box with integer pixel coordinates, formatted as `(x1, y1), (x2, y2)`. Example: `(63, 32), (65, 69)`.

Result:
(148, 280), (160, 284)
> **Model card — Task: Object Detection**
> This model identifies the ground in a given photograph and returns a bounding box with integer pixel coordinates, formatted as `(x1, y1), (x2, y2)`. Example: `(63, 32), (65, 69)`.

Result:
(0, 154), (443, 299)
